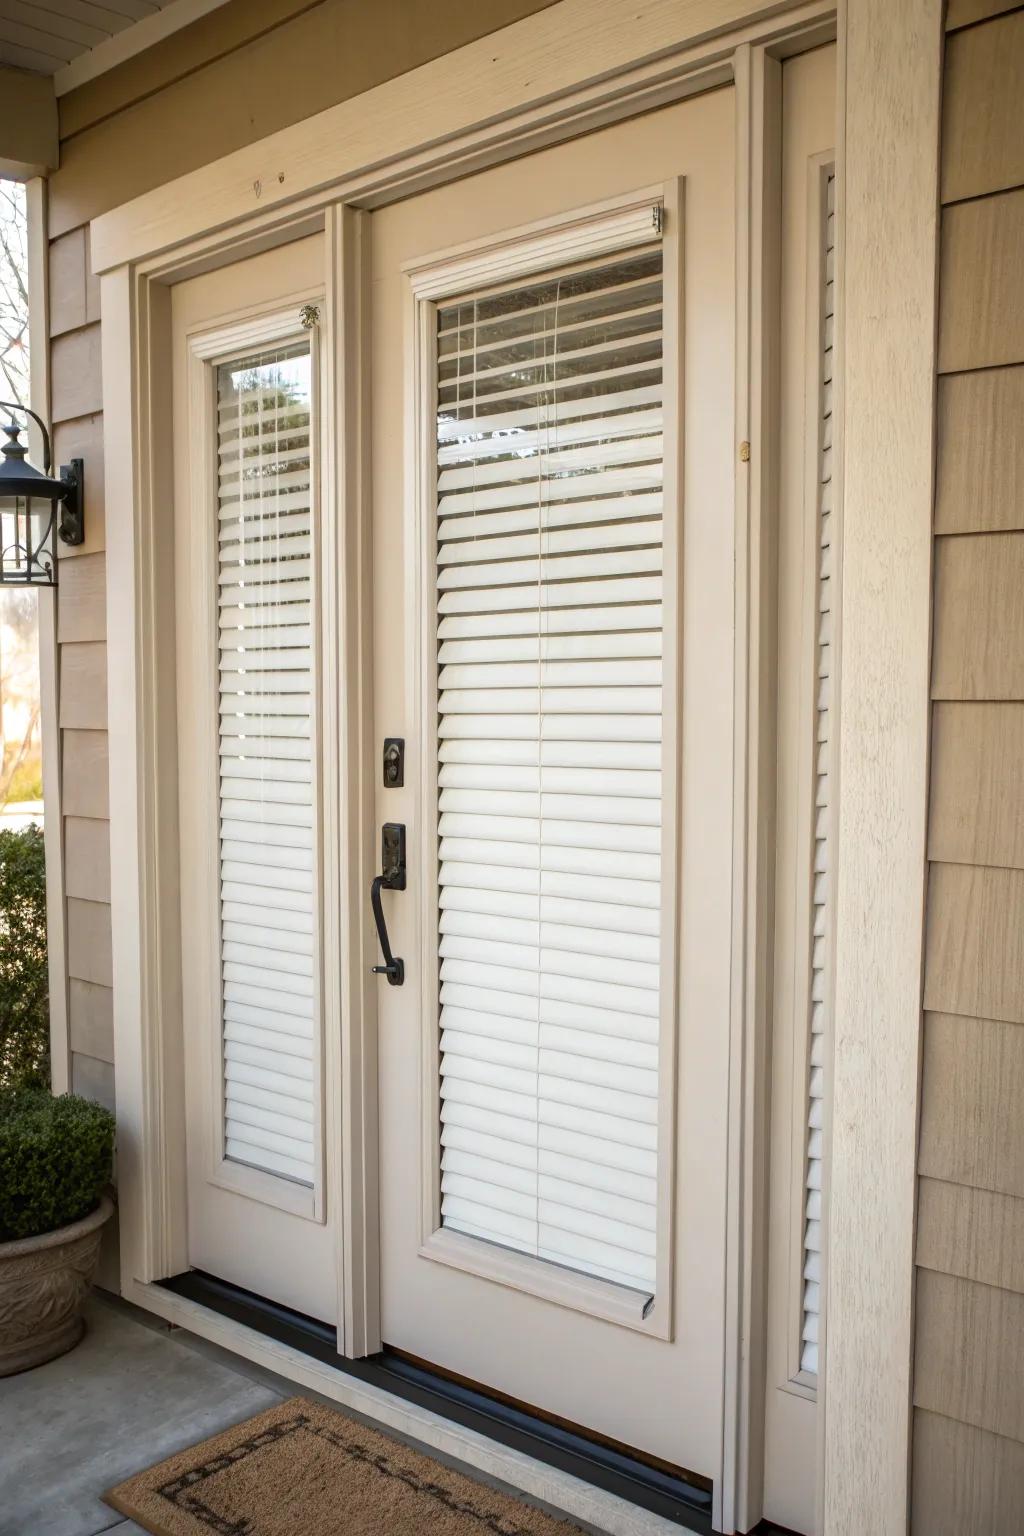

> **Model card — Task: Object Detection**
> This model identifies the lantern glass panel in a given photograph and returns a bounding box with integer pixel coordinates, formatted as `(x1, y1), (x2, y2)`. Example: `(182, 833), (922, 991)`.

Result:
(0, 494), (56, 586)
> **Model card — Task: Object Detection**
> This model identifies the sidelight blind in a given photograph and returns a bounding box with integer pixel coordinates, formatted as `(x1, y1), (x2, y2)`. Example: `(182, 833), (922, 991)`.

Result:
(216, 342), (316, 1187)
(801, 173), (836, 1377)
(435, 243), (665, 1295)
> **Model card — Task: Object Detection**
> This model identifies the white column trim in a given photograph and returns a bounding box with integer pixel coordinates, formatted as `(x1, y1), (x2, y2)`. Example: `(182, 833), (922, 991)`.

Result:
(823, 3), (942, 1531)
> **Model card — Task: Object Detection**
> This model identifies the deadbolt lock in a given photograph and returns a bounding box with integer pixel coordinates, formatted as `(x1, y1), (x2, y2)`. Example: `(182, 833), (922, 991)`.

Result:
(383, 738), (405, 787)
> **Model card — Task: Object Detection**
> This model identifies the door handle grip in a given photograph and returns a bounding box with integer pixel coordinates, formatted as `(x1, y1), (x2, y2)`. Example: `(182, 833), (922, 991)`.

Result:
(371, 823), (406, 986)
(370, 875), (404, 986)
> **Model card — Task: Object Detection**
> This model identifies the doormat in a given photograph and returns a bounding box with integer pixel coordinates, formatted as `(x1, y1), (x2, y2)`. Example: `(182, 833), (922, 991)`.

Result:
(105, 1396), (588, 1536)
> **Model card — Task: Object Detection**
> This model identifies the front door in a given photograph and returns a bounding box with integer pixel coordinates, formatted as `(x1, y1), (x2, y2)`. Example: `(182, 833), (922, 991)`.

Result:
(370, 89), (736, 1477)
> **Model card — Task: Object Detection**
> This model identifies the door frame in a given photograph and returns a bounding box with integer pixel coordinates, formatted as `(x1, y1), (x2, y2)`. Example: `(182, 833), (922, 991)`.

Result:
(94, 1), (940, 1531)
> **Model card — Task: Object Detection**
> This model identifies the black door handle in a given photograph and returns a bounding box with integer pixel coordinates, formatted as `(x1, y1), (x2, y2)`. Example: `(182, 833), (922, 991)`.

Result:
(371, 823), (405, 986)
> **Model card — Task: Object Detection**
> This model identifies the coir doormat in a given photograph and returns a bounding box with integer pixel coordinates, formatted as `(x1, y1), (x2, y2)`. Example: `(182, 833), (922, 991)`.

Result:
(105, 1396), (588, 1536)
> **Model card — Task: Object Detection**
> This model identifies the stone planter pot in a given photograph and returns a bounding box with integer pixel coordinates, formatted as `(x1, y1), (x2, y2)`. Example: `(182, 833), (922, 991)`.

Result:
(0, 1194), (113, 1377)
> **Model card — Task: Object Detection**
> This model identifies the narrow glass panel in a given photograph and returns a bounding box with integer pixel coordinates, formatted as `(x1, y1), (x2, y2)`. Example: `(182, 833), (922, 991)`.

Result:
(215, 343), (316, 1186)
(435, 247), (664, 1293)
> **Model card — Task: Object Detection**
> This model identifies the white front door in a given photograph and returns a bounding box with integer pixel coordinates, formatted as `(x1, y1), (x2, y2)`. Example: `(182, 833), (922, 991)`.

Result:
(172, 235), (338, 1324)
(369, 89), (736, 1477)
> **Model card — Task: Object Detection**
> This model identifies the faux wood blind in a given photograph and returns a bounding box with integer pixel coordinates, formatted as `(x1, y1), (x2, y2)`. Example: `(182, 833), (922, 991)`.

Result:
(802, 172), (836, 1377)
(435, 243), (664, 1294)
(216, 342), (316, 1186)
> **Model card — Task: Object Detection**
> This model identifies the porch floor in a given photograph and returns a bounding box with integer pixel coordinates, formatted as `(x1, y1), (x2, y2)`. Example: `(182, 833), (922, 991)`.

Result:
(0, 1292), (282, 1536)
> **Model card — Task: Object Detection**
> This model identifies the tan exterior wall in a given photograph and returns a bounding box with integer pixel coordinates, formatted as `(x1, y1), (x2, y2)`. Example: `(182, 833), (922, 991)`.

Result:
(45, 0), (559, 1121)
(913, 6), (1024, 1531)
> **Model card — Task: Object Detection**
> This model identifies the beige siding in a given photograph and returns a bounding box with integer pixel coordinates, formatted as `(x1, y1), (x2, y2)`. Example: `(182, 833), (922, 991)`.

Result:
(946, 0), (1019, 28)
(941, 10), (1024, 202)
(914, 7), (1024, 1527)
(929, 704), (1024, 867)
(935, 368), (1024, 534)
(913, 1411), (1024, 1536)
(918, 1181), (1024, 1296)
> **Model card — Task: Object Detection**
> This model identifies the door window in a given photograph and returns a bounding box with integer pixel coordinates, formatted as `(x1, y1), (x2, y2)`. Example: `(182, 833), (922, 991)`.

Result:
(216, 342), (317, 1186)
(435, 250), (665, 1294)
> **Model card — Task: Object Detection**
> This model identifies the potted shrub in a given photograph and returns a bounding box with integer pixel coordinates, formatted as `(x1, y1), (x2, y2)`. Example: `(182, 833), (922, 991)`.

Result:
(0, 1089), (114, 1375)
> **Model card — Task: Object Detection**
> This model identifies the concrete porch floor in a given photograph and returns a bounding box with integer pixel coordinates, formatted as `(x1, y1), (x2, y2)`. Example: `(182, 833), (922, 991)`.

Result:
(0, 1291), (615, 1536)
(0, 1293), (284, 1536)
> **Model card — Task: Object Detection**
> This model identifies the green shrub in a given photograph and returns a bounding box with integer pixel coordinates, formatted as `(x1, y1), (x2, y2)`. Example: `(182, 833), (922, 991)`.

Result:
(0, 824), (49, 1091)
(0, 1089), (114, 1242)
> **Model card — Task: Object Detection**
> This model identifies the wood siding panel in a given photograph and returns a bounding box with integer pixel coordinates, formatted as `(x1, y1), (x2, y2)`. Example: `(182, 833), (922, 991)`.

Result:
(56, 551), (106, 644)
(61, 728), (108, 819)
(912, 1409), (1024, 1536)
(935, 367), (1024, 534)
(924, 865), (1024, 1024)
(50, 323), (103, 422)
(68, 978), (114, 1064)
(919, 1013), (1024, 1196)
(932, 534), (1024, 700)
(53, 412), (105, 559)
(58, 640), (107, 730)
(938, 189), (1024, 373)
(48, 225), (100, 337)
(918, 1180), (1024, 1296)
(941, 11), (1024, 203)
(946, 0), (1021, 28)
(65, 815), (111, 903)
(66, 896), (112, 989)
(915, 1269), (1024, 1442)
(929, 703), (1024, 868)
(49, 226), (87, 338)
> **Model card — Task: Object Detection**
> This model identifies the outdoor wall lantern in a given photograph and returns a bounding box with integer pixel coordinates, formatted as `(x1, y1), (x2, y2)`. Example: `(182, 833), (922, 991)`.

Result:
(0, 401), (84, 586)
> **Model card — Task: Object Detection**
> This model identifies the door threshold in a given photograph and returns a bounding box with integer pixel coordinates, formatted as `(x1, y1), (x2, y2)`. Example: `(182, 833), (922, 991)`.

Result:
(160, 1269), (715, 1532)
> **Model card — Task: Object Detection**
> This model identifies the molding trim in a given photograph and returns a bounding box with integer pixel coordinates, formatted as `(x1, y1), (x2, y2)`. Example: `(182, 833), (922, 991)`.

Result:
(823, 2), (942, 1533)
(722, 41), (783, 1535)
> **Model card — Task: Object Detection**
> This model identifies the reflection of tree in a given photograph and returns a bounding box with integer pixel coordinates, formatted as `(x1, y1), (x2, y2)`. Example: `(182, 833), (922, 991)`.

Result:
(223, 357), (310, 503)
(0, 182), (38, 811)
(0, 587), (39, 809)
(0, 181), (28, 407)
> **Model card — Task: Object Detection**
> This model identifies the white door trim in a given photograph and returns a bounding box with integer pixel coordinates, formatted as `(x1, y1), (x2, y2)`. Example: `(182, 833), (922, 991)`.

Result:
(400, 186), (681, 1340)
(822, 4), (942, 1534)
(96, 0), (940, 1529)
